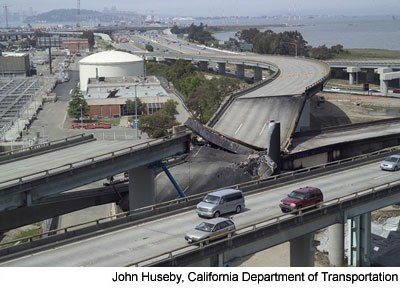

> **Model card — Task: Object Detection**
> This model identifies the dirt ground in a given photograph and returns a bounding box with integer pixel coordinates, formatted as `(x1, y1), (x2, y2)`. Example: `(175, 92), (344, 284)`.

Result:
(310, 93), (400, 129)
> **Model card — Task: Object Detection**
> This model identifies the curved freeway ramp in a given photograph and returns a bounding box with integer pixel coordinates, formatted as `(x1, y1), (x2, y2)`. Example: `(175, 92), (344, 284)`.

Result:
(146, 52), (329, 151)
(210, 55), (329, 150)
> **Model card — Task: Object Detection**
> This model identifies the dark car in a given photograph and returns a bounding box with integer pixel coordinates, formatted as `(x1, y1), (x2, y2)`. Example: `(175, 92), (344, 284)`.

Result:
(279, 187), (323, 213)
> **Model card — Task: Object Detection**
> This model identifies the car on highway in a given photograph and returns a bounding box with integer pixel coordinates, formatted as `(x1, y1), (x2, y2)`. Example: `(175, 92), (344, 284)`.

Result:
(279, 186), (323, 213)
(380, 155), (400, 171)
(184, 217), (235, 244)
(196, 188), (245, 218)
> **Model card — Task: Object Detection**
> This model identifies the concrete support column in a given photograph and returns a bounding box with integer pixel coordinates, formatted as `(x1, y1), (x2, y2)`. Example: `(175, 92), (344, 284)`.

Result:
(381, 80), (389, 96)
(236, 64), (245, 79)
(290, 232), (315, 266)
(347, 212), (371, 266)
(328, 223), (345, 266)
(346, 67), (360, 85)
(217, 62), (226, 74)
(254, 67), (263, 82)
(366, 69), (375, 83)
(267, 121), (281, 173)
(349, 72), (355, 85)
(199, 61), (208, 71)
(295, 99), (310, 132)
(128, 165), (155, 211)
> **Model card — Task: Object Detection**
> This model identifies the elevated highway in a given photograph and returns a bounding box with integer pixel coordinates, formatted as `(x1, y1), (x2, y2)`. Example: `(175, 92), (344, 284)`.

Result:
(145, 52), (329, 150)
(1, 153), (398, 267)
(0, 132), (191, 231)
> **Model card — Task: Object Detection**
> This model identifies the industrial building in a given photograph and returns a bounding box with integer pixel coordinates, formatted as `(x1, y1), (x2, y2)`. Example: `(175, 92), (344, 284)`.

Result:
(0, 52), (31, 77)
(85, 76), (169, 119)
(79, 51), (144, 92)
(60, 39), (89, 52)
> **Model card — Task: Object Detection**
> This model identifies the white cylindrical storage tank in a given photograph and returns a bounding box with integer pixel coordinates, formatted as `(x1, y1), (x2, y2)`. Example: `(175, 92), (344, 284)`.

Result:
(79, 51), (144, 92)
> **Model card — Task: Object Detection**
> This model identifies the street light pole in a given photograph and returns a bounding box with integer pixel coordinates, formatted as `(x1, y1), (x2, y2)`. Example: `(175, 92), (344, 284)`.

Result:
(134, 84), (138, 140)
(80, 103), (83, 129)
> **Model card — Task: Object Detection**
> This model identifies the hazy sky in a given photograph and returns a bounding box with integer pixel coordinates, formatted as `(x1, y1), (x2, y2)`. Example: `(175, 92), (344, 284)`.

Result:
(9, 0), (400, 17)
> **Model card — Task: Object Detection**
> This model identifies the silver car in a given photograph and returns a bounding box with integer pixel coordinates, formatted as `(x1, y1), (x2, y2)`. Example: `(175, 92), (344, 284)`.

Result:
(184, 217), (235, 244)
(196, 189), (245, 218)
(380, 155), (400, 171)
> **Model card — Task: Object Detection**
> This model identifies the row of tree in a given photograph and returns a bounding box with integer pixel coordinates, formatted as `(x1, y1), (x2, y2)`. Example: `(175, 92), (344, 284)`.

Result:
(171, 23), (216, 45)
(232, 28), (344, 60)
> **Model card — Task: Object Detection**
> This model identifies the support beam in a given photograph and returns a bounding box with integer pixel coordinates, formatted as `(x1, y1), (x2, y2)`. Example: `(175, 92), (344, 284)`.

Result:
(254, 67), (262, 82)
(328, 223), (344, 266)
(347, 212), (371, 266)
(128, 165), (155, 210)
(290, 232), (315, 266)
(217, 62), (226, 74)
(236, 64), (245, 79)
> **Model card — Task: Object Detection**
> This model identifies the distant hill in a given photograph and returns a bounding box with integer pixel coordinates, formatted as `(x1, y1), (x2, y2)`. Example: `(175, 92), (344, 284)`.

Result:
(24, 9), (102, 23)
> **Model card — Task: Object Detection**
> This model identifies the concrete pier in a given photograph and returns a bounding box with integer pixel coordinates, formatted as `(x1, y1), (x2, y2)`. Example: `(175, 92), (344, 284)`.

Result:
(217, 62), (226, 74)
(347, 212), (371, 266)
(128, 165), (156, 210)
(346, 67), (360, 85)
(236, 64), (245, 79)
(199, 61), (208, 71)
(254, 67), (263, 82)
(290, 232), (315, 266)
(328, 223), (345, 266)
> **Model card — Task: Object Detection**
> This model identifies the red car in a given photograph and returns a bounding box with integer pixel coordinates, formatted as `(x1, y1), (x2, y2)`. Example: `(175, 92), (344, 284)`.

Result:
(279, 186), (323, 213)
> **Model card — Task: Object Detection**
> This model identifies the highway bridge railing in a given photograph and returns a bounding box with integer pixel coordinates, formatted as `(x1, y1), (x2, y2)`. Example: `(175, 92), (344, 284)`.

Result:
(0, 133), (96, 165)
(0, 131), (190, 190)
(127, 176), (400, 267)
(1, 144), (399, 259)
(291, 117), (400, 139)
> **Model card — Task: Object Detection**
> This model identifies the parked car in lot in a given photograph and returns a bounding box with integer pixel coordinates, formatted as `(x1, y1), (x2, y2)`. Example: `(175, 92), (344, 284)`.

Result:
(279, 186), (323, 213)
(196, 189), (245, 218)
(380, 155), (400, 171)
(184, 217), (235, 244)
(330, 87), (341, 92)
(393, 89), (400, 94)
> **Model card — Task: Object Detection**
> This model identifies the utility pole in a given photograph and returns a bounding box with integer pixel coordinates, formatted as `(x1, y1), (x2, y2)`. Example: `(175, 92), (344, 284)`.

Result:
(134, 85), (139, 140)
(3, 5), (9, 28)
(76, 0), (80, 28)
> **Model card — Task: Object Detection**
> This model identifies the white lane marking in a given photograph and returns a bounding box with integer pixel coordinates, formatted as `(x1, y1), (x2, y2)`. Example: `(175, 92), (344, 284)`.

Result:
(374, 173), (395, 180)
(234, 123), (243, 135)
(259, 122), (268, 136)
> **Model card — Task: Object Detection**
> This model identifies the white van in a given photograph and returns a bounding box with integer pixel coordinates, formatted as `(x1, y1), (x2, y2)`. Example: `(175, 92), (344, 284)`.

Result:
(196, 189), (245, 218)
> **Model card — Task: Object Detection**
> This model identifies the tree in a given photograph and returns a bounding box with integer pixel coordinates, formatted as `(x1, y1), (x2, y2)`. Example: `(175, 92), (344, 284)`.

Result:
(139, 99), (178, 138)
(162, 99), (178, 116)
(82, 30), (95, 50)
(139, 109), (178, 138)
(67, 87), (89, 120)
(145, 44), (154, 52)
(125, 98), (143, 115)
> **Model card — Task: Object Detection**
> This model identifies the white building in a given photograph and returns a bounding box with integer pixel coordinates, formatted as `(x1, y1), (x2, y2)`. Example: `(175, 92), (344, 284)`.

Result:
(79, 51), (144, 92)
